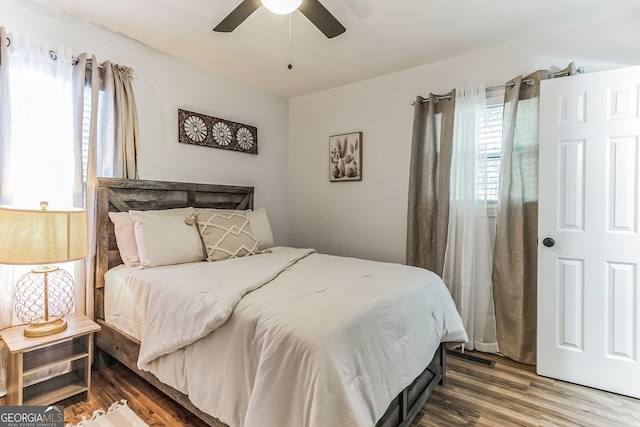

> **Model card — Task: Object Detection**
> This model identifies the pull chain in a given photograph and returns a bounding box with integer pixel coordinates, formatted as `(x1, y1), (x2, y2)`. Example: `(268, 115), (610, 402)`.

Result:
(287, 13), (293, 70)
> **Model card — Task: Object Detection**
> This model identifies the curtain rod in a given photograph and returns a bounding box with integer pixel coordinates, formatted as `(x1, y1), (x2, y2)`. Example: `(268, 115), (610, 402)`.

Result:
(6, 36), (104, 70)
(5, 36), (137, 79)
(411, 66), (585, 105)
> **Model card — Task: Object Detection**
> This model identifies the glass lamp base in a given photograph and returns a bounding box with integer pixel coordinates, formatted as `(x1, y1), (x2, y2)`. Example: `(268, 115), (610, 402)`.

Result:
(23, 319), (68, 337)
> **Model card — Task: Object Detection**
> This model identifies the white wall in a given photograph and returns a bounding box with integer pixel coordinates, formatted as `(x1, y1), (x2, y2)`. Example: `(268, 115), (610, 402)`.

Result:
(5, 0), (291, 245)
(289, 8), (640, 263)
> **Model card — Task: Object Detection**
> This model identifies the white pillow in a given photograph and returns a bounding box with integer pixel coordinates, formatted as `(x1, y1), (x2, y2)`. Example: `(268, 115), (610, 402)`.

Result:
(108, 207), (196, 267)
(108, 212), (140, 267)
(129, 209), (204, 268)
(195, 207), (274, 251)
(246, 207), (274, 251)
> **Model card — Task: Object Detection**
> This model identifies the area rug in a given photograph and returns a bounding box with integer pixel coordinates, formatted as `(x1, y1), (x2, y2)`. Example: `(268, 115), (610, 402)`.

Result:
(66, 400), (148, 427)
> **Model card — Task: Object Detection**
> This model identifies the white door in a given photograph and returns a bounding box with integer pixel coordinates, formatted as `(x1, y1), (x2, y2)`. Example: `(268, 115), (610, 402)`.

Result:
(538, 65), (640, 398)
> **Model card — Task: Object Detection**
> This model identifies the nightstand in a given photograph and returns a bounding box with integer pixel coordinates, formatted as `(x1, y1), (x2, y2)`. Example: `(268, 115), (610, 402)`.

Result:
(0, 312), (101, 406)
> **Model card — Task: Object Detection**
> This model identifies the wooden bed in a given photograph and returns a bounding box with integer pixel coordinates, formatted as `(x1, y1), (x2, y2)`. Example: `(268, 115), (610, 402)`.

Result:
(94, 177), (446, 427)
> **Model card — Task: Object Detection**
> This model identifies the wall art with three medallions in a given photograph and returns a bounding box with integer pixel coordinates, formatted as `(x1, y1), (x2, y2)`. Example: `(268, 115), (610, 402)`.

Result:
(178, 109), (258, 154)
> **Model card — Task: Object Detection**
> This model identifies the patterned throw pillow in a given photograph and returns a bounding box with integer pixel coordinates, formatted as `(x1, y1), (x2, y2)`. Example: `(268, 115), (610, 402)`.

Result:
(190, 211), (258, 261)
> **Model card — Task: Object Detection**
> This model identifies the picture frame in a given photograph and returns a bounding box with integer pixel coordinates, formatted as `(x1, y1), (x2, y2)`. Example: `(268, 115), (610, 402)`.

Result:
(178, 109), (258, 154)
(329, 132), (362, 182)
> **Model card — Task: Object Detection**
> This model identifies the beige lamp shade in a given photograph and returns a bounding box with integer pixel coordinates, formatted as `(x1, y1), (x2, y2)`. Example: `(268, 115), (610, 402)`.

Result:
(0, 205), (87, 265)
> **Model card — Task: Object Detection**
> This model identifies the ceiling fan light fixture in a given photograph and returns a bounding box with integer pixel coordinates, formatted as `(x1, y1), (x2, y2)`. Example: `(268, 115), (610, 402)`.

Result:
(261, 0), (302, 15)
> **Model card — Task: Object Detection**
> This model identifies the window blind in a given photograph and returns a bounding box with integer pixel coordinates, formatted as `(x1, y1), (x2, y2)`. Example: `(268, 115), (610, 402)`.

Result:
(476, 103), (503, 202)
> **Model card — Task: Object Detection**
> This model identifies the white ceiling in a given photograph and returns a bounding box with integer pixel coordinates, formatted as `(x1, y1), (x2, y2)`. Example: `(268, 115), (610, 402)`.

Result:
(31, 0), (640, 98)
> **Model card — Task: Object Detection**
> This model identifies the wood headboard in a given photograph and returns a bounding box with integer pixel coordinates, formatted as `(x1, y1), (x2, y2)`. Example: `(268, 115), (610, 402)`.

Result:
(95, 178), (254, 319)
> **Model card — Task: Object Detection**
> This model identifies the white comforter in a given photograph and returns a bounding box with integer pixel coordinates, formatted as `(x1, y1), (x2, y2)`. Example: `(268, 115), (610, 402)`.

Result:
(137, 248), (316, 367)
(128, 247), (467, 427)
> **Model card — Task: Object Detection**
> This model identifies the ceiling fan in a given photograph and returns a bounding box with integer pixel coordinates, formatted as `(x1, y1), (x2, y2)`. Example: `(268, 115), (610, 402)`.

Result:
(214, 0), (346, 39)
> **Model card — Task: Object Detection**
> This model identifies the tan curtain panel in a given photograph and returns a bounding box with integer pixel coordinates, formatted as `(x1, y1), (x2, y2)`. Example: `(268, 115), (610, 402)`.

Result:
(493, 63), (577, 364)
(406, 91), (455, 276)
(72, 55), (139, 318)
(113, 64), (139, 180)
(72, 54), (100, 318)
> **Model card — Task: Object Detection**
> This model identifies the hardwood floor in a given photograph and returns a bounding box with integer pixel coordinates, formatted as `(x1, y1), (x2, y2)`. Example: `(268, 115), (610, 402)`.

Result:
(59, 363), (210, 427)
(12, 351), (640, 426)
(412, 351), (640, 427)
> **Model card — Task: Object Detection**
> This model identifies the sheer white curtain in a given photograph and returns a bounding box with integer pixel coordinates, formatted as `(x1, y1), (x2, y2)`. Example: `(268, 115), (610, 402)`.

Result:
(0, 27), (12, 398)
(3, 33), (75, 206)
(443, 84), (498, 353)
(0, 28), (78, 395)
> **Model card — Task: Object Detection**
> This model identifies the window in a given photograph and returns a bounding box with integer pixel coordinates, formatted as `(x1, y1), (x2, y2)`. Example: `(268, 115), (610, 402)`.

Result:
(81, 85), (92, 184)
(81, 82), (106, 192)
(8, 65), (75, 207)
(476, 102), (504, 205)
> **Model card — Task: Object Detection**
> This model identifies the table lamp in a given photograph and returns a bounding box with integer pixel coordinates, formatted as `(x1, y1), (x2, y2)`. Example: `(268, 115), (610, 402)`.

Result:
(0, 202), (87, 337)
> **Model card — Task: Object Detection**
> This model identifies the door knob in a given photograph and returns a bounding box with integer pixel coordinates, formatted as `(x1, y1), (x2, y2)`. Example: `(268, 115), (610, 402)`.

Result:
(542, 237), (555, 248)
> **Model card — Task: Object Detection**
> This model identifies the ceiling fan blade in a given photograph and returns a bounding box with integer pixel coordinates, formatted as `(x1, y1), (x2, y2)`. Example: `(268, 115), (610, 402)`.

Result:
(298, 0), (346, 38)
(214, 0), (262, 32)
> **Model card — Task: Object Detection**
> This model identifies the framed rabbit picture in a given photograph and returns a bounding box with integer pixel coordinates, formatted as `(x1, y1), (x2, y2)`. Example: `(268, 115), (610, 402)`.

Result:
(329, 132), (362, 182)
